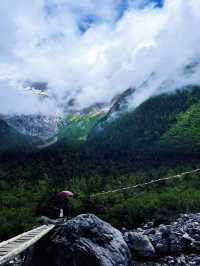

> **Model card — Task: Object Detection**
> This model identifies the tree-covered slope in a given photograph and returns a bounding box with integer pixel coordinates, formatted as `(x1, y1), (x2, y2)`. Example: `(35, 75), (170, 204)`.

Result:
(86, 86), (200, 160)
(0, 119), (36, 155)
(160, 102), (200, 154)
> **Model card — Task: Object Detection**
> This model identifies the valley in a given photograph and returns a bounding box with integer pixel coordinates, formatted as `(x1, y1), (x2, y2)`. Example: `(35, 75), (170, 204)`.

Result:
(1, 86), (200, 242)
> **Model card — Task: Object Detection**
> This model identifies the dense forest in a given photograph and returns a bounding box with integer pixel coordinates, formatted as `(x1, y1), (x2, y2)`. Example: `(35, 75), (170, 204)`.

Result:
(1, 86), (200, 240)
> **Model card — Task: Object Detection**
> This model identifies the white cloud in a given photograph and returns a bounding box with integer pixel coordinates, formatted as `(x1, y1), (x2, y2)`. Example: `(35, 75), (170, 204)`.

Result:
(0, 0), (200, 114)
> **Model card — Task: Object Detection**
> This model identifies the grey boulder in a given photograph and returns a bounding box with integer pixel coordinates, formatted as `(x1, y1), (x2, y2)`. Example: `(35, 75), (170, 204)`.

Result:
(124, 232), (156, 259)
(52, 214), (132, 266)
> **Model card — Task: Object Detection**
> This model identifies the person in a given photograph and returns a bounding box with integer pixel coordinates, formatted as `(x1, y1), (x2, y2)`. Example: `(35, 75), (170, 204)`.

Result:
(59, 208), (64, 219)
(57, 190), (74, 221)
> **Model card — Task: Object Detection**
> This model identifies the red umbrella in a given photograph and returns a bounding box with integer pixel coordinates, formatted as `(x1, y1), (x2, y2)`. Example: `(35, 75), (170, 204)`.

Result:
(58, 191), (74, 198)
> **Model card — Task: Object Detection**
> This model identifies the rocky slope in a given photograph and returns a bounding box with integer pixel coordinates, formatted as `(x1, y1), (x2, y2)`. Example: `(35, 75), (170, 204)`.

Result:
(24, 213), (200, 266)
(127, 212), (200, 265)
(2, 114), (62, 140)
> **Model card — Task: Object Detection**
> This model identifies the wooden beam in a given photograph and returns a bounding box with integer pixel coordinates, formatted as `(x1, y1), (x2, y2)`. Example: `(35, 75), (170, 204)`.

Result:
(0, 225), (55, 265)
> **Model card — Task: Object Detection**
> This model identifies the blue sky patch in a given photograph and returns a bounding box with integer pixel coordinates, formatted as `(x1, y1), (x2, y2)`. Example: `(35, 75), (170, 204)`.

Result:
(45, 0), (165, 34)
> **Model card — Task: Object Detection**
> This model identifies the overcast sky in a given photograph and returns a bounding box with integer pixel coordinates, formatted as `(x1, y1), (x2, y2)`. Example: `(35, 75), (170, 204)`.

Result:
(0, 0), (200, 114)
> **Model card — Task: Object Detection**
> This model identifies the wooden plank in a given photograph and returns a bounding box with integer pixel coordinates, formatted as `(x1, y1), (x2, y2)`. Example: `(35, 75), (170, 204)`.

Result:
(0, 225), (55, 265)
(0, 226), (46, 249)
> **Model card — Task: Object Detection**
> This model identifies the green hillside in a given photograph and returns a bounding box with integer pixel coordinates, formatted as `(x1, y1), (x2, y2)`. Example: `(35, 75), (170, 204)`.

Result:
(87, 86), (200, 161)
(58, 111), (105, 148)
(160, 102), (200, 155)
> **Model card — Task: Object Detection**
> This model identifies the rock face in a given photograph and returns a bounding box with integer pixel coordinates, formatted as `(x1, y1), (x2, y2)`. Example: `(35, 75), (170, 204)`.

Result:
(124, 232), (155, 258)
(2, 114), (61, 140)
(52, 214), (131, 266)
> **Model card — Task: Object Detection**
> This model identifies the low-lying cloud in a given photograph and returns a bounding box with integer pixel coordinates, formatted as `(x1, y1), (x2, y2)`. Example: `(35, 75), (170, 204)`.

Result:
(0, 0), (200, 114)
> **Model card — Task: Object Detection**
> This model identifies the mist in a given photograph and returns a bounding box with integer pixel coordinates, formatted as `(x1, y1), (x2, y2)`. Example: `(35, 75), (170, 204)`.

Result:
(0, 0), (200, 114)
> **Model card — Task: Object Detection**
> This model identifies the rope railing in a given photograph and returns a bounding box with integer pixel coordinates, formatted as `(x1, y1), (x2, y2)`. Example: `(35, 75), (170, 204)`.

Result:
(91, 168), (200, 198)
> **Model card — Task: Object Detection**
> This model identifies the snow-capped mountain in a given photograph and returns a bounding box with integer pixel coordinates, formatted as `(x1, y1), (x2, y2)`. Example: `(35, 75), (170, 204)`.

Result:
(1, 114), (62, 140)
(0, 80), (63, 147)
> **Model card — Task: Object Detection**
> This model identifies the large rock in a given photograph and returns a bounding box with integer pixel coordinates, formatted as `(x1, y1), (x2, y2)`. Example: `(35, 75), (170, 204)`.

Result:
(25, 213), (200, 266)
(124, 232), (155, 259)
(52, 214), (131, 266)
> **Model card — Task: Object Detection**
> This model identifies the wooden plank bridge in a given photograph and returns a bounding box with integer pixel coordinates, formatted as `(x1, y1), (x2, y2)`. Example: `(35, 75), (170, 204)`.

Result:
(0, 224), (55, 265)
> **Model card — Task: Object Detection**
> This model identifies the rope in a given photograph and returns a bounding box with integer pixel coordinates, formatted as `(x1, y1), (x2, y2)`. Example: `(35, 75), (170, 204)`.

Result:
(91, 168), (200, 198)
